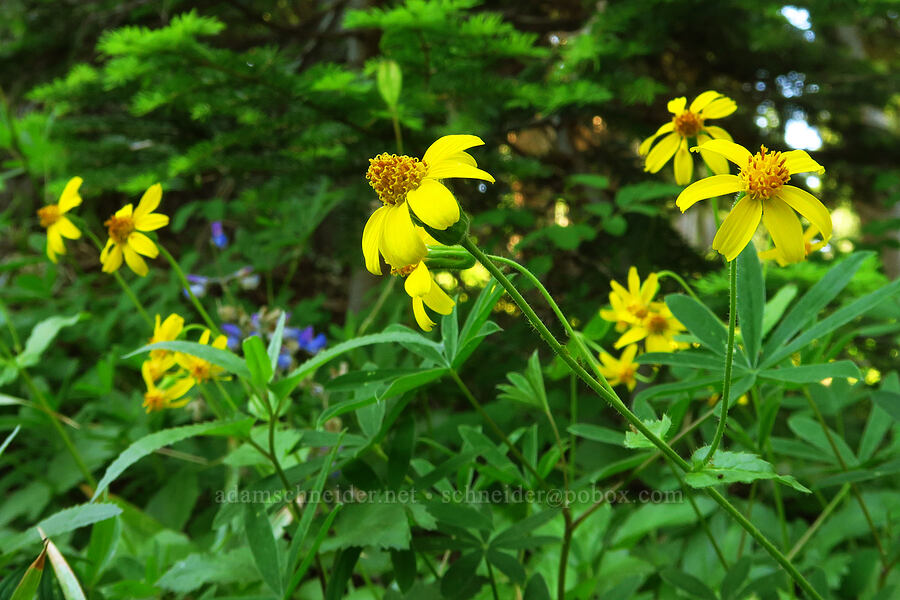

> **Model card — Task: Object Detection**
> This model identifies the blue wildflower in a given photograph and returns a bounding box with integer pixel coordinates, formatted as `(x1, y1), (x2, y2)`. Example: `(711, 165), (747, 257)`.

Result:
(277, 350), (292, 370)
(211, 221), (228, 249)
(221, 323), (243, 350)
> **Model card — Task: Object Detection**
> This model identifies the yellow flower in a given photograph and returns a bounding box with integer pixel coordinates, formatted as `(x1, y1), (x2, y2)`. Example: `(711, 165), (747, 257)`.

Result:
(640, 91), (737, 185)
(759, 226), (829, 266)
(100, 183), (169, 276)
(149, 313), (185, 361)
(598, 344), (640, 391)
(175, 329), (229, 383)
(393, 261), (455, 332)
(614, 303), (687, 353)
(599, 267), (659, 331)
(37, 177), (83, 263)
(676, 141), (831, 262)
(362, 135), (494, 274)
(142, 361), (193, 413)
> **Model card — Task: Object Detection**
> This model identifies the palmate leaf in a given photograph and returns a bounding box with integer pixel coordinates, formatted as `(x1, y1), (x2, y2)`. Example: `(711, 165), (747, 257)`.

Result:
(736, 243), (765, 366)
(686, 447), (810, 492)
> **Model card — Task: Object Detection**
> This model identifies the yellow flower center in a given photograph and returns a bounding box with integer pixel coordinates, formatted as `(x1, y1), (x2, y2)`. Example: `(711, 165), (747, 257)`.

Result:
(740, 146), (790, 200)
(366, 153), (428, 205)
(105, 214), (136, 244)
(38, 205), (61, 228)
(672, 111), (704, 137)
(647, 314), (669, 335)
(628, 304), (649, 319)
(189, 362), (211, 382)
(143, 391), (166, 412)
(390, 264), (417, 277)
(621, 364), (636, 385)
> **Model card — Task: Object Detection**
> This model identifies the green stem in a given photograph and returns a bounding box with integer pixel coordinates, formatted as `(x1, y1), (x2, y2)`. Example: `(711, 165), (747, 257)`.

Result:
(358, 277), (396, 336)
(702, 258), (737, 466)
(657, 270), (702, 304)
(462, 236), (823, 600)
(485, 560), (500, 600)
(390, 109), (403, 154)
(158, 244), (219, 334)
(81, 227), (153, 328)
(787, 483), (851, 561)
(666, 458), (729, 569)
(449, 369), (547, 489)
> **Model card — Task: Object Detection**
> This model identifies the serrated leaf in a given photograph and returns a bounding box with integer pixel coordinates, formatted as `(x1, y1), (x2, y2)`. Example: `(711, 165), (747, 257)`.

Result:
(686, 447), (810, 492)
(17, 313), (85, 368)
(3, 504), (122, 555)
(126, 341), (250, 379)
(624, 415), (671, 449)
(332, 503), (410, 550)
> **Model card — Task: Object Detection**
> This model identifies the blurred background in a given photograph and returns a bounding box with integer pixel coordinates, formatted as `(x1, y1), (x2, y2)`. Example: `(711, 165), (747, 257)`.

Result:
(0, 0), (898, 389)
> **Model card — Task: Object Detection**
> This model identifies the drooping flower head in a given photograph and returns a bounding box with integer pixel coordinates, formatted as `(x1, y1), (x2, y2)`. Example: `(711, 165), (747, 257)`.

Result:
(363, 135), (494, 274)
(676, 140), (831, 262)
(175, 329), (229, 383)
(614, 303), (687, 353)
(149, 313), (185, 361)
(640, 91), (737, 185)
(100, 183), (170, 276)
(393, 261), (455, 332)
(38, 177), (83, 263)
(599, 267), (660, 331)
(598, 344), (640, 391)
(141, 361), (194, 413)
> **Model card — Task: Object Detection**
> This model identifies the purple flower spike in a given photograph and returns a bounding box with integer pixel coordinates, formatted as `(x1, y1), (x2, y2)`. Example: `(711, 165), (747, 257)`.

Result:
(307, 333), (327, 354)
(211, 221), (228, 249)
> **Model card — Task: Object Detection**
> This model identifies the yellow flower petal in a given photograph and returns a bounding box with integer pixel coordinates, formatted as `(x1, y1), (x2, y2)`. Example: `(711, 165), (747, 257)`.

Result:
(703, 125), (733, 141)
(639, 122), (675, 156)
(697, 134), (729, 175)
(627, 267), (640, 297)
(163, 377), (195, 402)
(380, 205), (426, 268)
(406, 179), (460, 230)
(128, 232), (159, 257)
(424, 282), (454, 315)
(640, 273), (659, 304)
(212, 334), (228, 350)
(675, 174), (741, 212)
(102, 244), (123, 273)
(762, 197), (804, 264)
(689, 90), (723, 113)
(712, 196), (762, 261)
(115, 203), (133, 218)
(47, 226), (65, 256)
(673, 138), (693, 185)
(667, 97), (687, 114)
(412, 297), (435, 331)
(699, 97), (737, 119)
(55, 217), (81, 240)
(693, 139), (751, 167)
(134, 213), (169, 232)
(362, 205), (390, 275)
(775, 185), (832, 241)
(423, 135), (485, 166)
(621, 343), (638, 364)
(758, 246), (787, 267)
(781, 150), (825, 175)
(404, 262), (432, 298)
(644, 132), (680, 173)
(615, 327), (648, 349)
(646, 334), (672, 353)
(123, 245), (149, 276)
(134, 184), (162, 221)
(99, 238), (113, 262)
(426, 161), (495, 183)
(58, 177), (83, 213)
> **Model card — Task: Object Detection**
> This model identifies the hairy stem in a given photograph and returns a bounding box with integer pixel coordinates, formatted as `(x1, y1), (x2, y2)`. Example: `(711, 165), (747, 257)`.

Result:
(702, 258), (737, 466)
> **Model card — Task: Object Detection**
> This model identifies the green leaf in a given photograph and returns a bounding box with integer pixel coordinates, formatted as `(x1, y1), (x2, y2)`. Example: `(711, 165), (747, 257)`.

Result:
(126, 341), (250, 379)
(44, 539), (86, 600)
(156, 548), (259, 594)
(523, 574), (552, 600)
(660, 568), (717, 600)
(763, 252), (871, 357)
(721, 556), (752, 600)
(686, 447), (810, 492)
(84, 516), (119, 586)
(391, 549), (416, 592)
(490, 509), (558, 549)
(92, 419), (254, 500)
(3, 504), (123, 555)
(244, 504), (283, 595)
(666, 295), (727, 355)
(388, 418), (415, 489)
(496, 351), (548, 411)
(763, 278), (900, 367)
(10, 546), (46, 600)
(441, 302), (460, 364)
(486, 549), (526, 584)
(456, 279), (505, 368)
(266, 312), (286, 374)
(568, 173), (610, 189)
(636, 351), (725, 370)
(332, 503), (411, 550)
(759, 360), (860, 384)
(0, 425), (20, 457)
(17, 313), (85, 368)
(567, 424), (624, 446)
(871, 391), (900, 422)
(441, 551), (484, 600)
(284, 505), (342, 599)
(736, 243), (764, 365)
(377, 59), (402, 108)
(787, 415), (859, 467)
(761, 284), (798, 338)
(243, 335), (273, 389)
(624, 414), (671, 449)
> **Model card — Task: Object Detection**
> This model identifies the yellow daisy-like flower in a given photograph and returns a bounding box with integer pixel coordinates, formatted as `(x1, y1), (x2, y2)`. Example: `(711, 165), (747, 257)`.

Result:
(640, 91), (737, 185)
(175, 329), (229, 383)
(37, 177), (83, 263)
(149, 313), (185, 361)
(393, 261), (455, 332)
(598, 344), (640, 391)
(676, 141), (831, 262)
(142, 361), (194, 413)
(759, 226), (829, 266)
(100, 183), (169, 277)
(614, 303), (687, 353)
(599, 267), (659, 331)
(363, 135), (494, 275)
